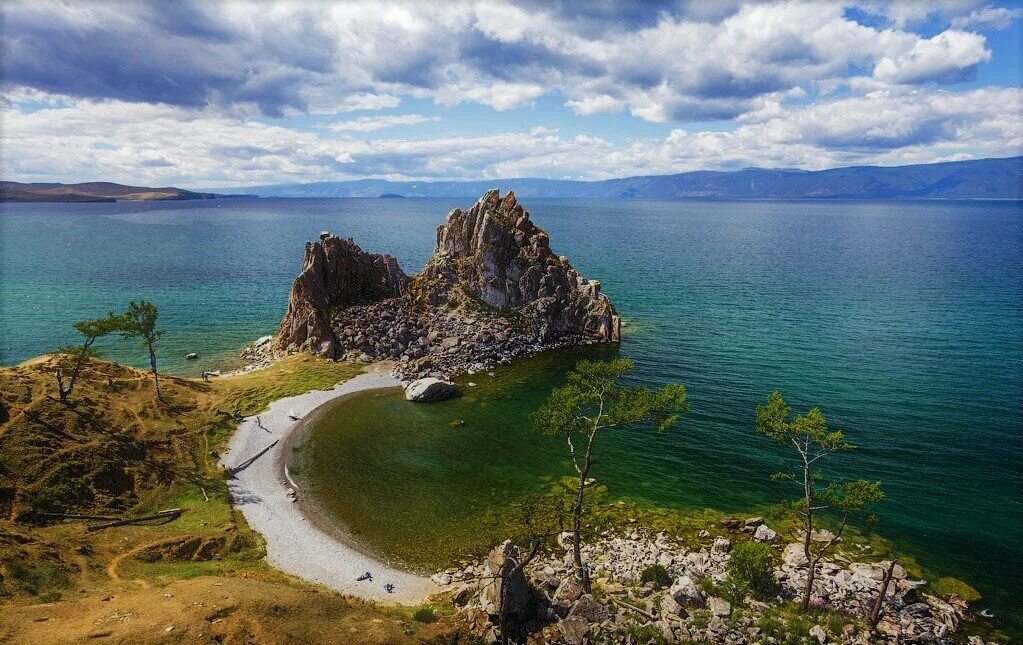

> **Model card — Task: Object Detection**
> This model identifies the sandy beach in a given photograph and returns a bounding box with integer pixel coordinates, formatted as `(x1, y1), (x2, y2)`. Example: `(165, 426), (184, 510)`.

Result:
(221, 366), (439, 605)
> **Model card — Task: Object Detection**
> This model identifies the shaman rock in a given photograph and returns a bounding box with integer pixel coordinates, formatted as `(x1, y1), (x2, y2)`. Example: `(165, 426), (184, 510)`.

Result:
(413, 190), (620, 343)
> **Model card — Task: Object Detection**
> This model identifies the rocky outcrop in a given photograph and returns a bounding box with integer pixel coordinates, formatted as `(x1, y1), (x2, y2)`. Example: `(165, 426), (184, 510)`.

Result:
(447, 523), (981, 644)
(273, 192), (621, 379)
(413, 190), (620, 343)
(276, 233), (407, 356)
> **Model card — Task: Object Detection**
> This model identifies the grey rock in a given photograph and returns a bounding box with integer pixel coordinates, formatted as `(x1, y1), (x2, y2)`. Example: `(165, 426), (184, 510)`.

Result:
(405, 377), (457, 402)
(568, 594), (610, 623)
(708, 596), (731, 617)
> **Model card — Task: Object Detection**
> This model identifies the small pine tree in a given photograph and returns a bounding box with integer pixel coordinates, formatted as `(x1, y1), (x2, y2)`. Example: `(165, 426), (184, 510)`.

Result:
(756, 391), (884, 611)
(534, 358), (688, 591)
(117, 300), (164, 400)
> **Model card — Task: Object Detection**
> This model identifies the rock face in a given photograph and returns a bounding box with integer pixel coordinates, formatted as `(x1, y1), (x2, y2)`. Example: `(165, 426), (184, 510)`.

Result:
(276, 233), (407, 356)
(273, 192), (621, 379)
(404, 377), (457, 402)
(479, 540), (530, 620)
(413, 190), (620, 342)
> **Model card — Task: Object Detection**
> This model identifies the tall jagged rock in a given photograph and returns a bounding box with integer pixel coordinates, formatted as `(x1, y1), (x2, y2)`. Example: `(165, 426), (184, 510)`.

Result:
(276, 233), (407, 356)
(413, 190), (620, 342)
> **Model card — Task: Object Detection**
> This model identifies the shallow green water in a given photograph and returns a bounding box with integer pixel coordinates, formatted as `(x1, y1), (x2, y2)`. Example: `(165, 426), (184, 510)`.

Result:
(295, 347), (616, 567)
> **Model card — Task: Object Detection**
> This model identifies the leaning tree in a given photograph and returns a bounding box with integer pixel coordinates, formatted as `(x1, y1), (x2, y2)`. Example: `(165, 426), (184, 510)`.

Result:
(55, 314), (123, 402)
(534, 358), (688, 591)
(756, 391), (884, 611)
(118, 300), (164, 400)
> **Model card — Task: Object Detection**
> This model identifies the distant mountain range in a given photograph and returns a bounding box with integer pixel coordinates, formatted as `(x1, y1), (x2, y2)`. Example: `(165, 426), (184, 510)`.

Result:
(0, 181), (256, 203)
(227, 156), (1022, 200)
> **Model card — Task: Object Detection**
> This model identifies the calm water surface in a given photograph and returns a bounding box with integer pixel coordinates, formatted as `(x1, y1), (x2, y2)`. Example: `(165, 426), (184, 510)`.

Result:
(2, 198), (1020, 631)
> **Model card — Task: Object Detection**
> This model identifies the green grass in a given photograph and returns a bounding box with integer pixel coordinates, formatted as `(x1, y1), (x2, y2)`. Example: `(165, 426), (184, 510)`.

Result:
(2, 557), (70, 598)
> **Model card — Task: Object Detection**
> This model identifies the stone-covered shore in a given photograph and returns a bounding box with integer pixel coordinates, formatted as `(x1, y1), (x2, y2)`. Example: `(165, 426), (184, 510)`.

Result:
(443, 519), (988, 644)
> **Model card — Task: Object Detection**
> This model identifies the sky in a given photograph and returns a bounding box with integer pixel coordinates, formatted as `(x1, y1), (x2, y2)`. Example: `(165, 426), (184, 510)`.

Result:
(1, 0), (1022, 189)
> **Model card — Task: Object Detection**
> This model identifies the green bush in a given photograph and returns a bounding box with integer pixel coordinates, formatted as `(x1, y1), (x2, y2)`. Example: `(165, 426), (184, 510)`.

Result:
(725, 541), (778, 600)
(413, 606), (438, 623)
(931, 577), (981, 603)
(639, 563), (672, 589)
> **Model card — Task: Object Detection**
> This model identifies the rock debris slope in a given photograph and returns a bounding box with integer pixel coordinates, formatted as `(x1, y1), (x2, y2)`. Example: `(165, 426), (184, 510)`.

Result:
(275, 190), (620, 379)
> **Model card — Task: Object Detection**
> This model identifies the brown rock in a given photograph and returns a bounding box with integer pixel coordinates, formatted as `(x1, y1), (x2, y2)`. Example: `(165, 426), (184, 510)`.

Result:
(276, 235), (407, 356)
(412, 190), (620, 342)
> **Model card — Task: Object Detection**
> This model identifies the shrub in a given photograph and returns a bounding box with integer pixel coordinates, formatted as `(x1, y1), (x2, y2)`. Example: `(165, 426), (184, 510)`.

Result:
(931, 577), (981, 603)
(725, 541), (778, 600)
(639, 564), (672, 589)
(413, 607), (438, 623)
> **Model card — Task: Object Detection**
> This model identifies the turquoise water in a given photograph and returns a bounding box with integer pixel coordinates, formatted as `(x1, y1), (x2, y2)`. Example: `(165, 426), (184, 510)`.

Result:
(2, 198), (1021, 631)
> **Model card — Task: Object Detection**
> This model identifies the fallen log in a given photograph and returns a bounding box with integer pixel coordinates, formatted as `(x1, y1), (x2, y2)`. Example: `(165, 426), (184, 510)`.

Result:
(86, 508), (184, 532)
(611, 598), (658, 621)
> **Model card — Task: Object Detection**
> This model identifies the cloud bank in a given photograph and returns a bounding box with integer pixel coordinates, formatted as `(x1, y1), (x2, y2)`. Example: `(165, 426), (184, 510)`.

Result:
(1, 0), (1020, 186)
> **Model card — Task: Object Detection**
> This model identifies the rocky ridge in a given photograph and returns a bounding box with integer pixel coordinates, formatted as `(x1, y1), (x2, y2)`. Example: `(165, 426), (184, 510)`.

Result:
(274, 191), (620, 380)
(437, 521), (986, 644)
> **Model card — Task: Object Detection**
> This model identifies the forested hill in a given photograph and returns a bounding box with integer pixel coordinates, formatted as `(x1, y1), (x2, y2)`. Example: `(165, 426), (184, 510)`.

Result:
(230, 156), (1022, 200)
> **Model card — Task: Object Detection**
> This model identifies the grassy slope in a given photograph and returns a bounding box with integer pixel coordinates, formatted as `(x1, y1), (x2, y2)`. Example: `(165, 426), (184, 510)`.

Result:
(0, 355), (460, 643)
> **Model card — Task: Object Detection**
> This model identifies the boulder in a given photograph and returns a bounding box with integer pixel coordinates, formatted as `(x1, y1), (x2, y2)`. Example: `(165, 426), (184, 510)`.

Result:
(478, 541), (530, 620)
(405, 378), (458, 402)
(660, 592), (684, 617)
(711, 536), (731, 555)
(552, 577), (584, 608)
(557, 616), (590, 645)
(568, 594), (610, 623)
(671, 575), (704, 607)
(754, 524), (779, 543)
(707, 596), (731, 617)
(783, 543), (809, 568)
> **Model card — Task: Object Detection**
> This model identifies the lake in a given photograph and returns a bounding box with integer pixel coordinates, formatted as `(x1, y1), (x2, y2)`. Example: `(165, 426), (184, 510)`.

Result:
(2, 197), (1021, 631)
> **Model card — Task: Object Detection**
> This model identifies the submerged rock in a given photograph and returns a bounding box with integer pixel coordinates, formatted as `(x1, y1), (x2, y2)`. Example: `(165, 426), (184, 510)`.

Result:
(405, 377), (457, 403)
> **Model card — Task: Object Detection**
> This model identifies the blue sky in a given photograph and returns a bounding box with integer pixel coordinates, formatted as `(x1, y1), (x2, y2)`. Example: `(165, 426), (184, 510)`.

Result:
(2, 0), (1021, 188)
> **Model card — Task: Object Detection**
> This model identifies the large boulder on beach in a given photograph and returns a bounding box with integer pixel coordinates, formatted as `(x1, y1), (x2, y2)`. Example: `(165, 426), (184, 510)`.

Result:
(479, 540), (530, 619)
(405, 377), (457, 402)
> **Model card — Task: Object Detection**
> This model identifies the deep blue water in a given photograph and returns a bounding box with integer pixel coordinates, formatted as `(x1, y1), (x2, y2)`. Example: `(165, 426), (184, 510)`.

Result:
(2, 197), (1021, 631)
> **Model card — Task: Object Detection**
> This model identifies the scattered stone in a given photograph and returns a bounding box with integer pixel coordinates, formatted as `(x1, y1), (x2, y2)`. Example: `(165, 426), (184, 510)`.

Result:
(707, 596), (731, 617)
(754, 524), (779, 543)
(810, 624), (827, 643)
(431, 572), (453, 586)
